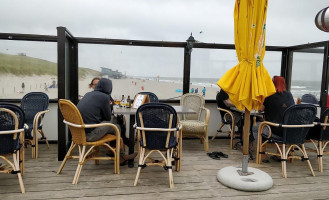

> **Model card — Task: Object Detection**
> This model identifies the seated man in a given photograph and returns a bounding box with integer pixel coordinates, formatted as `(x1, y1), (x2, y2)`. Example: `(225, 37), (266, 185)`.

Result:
(216, 89), (242, 131)
(77, 78), (136, 165)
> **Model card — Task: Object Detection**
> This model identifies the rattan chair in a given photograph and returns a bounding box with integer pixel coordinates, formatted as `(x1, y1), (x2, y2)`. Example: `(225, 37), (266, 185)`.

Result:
(21, 92), (49, 159)
(180, 93), (210, 151)
(307, 108), (329, 172)
(0, 104), (27, 193)
(256, 104), (317, 178)
(138, 92), (159, 102)
(211, 107), (242, 149)
(57, 99), (121, 184)
(134, 103), (182, 188)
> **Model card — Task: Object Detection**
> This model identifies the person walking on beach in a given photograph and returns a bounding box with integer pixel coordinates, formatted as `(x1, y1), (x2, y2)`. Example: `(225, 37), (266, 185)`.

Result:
(195, 88), (199, 94)
(21, 82), (25, 92)
(190, 88), (194, 93)
(44, 83), (48, 92)
(202, 87), (206, 97)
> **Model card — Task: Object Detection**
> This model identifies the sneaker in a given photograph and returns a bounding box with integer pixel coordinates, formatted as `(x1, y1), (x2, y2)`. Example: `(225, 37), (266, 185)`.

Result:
(120, 152), (137, 166)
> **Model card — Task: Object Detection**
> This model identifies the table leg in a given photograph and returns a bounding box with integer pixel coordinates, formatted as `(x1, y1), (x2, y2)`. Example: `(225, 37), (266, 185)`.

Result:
(128, 114), (135, 168)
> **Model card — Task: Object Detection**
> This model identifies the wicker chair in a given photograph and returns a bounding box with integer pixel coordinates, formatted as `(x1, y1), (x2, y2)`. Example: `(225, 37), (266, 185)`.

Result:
(134, 103), (182, 188)
(256, 104), (317, 178)
(57, 99), (121, 184)
(20, 92), (49, 159)
(211, 107), (242, 149)
(307, 108), (329, 172)
(180, 93), (210, 151)
(0, 104), (27, 193)
(138, 92), (159, 102)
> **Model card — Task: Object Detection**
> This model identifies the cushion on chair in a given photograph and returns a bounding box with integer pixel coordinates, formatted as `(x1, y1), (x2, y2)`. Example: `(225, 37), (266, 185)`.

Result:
(180, 120), (206, 135)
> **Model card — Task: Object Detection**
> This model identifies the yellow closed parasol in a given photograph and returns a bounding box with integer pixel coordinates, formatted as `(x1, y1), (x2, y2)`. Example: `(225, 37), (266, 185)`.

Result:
(217, 0), (275, 173)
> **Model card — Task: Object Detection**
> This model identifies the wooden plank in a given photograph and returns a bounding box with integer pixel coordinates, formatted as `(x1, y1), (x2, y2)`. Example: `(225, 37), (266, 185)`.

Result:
(1, 140), (329, 199)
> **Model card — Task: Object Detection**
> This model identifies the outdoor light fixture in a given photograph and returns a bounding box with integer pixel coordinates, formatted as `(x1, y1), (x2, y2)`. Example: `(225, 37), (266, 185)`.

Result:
(186, 33), (195, 54)
(315, 6), (329, 32)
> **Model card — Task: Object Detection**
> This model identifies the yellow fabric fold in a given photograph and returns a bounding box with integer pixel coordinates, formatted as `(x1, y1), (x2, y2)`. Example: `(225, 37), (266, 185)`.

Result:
(217, 0), (275, 111)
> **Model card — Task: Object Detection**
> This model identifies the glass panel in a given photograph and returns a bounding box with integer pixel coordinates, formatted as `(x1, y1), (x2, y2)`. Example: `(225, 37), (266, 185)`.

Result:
(263, 51), (282, 78)
(0, 40), (57, 99)
(291, 47), (324, 101)
(78, 44), (184, 100)
(190, 49), (282, 99)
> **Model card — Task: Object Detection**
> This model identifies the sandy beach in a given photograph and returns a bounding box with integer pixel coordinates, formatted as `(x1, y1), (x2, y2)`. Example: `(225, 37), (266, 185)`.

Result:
(0, 74), (220, 100)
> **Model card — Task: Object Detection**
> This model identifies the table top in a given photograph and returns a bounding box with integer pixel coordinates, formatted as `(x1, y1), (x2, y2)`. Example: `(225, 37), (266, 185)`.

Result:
(230, 107), (264, 116)
(113, 105), (197, 115)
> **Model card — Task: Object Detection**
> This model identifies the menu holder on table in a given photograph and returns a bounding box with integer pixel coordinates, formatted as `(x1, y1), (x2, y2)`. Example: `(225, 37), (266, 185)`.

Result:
(132, 94), (150, 109)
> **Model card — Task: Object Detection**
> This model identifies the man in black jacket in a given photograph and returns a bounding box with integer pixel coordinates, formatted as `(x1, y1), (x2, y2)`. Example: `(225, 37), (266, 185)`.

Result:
(77, 78), (136, 164)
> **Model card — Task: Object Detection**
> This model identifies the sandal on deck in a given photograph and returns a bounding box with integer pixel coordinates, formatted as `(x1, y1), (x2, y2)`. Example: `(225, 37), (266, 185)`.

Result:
(211, 152), (228, 158)
(207, 152), (221, 160)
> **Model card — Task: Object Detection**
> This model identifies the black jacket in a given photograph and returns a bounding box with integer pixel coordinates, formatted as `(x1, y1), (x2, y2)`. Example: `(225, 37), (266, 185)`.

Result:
(77, 78), (112, 133)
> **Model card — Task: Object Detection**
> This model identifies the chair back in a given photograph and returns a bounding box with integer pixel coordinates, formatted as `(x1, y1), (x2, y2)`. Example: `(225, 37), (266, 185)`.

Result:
(180, 93), (204, 120)
(301, 94), (318, 104)
(20, 92), (49, 128)
(138, 92), (159, 102)
(0, 103), (25, 155)
(136, 103), (177, 150)
(319, 108), (329, 141)
(58, 99), (86, 145)
(282, 104), (317, 144)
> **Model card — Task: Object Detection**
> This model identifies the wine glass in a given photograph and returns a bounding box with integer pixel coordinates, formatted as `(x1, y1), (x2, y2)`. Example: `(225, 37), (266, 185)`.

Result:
(113, 96), (121, 107)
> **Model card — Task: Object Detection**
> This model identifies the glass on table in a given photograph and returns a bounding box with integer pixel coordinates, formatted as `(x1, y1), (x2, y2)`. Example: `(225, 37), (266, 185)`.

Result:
(113, 96), (121, 108)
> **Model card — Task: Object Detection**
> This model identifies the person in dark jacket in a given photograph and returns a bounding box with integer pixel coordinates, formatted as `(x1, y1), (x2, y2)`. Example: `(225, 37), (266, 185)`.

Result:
(77, 78), (136, 164)
(252, 76), (295, 139)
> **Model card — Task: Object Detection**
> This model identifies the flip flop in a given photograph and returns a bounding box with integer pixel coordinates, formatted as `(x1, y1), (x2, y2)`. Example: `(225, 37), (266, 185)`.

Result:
(207, 152), (221, 160)
(217, 152), (228, 158)
(212, 152), (229, 158)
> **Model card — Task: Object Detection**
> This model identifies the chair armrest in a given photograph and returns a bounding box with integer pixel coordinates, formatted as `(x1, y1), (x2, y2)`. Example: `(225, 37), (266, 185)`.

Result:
(258, 121), (315, 140)
(63, 120), (121, 138)
(33, 110), (50, 129)
(201, 107), (210, 125)
(217, 107), (235, 125)
(0, 128), (25, 135)
(135, 126), (180, 132)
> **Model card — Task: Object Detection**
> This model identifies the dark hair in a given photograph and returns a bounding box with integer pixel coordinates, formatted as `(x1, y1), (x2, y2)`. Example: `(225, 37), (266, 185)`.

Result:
(272, 76), (286, 93)
(89, 77), (100, 88)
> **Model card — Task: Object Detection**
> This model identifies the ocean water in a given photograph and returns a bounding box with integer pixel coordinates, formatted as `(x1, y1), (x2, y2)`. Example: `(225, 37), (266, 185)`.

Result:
(156, 77), (321, 99)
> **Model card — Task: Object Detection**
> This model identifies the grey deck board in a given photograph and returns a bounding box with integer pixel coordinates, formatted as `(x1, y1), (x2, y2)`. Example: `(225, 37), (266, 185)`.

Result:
(1, 139), (329, 199)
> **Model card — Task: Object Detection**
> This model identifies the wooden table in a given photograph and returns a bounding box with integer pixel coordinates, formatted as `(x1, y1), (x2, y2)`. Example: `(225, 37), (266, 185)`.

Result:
(113, 105), (196, 167)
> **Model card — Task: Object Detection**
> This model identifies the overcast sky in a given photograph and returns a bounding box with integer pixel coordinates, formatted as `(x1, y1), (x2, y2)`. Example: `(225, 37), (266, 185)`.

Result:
(0, 0), (328, 79)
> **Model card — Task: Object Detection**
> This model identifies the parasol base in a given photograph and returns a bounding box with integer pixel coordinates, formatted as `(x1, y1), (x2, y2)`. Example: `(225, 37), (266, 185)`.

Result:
(217, 166), (273, 192)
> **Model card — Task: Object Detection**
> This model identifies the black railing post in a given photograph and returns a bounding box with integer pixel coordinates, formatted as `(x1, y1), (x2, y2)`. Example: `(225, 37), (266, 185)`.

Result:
(320, 42), (329, 114)
(57, 27), (66, 161)
(183, 47), (191, 94)
(57, 27), (78, 161)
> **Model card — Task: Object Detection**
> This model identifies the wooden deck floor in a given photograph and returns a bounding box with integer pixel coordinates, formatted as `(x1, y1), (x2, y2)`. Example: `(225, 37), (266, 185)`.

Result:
(1, 139), (329, 199)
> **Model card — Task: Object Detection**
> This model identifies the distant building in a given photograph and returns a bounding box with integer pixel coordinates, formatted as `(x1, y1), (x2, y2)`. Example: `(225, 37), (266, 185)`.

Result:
(100, 67), (125, 79)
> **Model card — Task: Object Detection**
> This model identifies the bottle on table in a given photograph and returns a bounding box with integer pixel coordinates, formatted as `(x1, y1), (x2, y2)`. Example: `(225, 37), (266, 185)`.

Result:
(126, 95), (131, 108)
(120, 95), (126, 108)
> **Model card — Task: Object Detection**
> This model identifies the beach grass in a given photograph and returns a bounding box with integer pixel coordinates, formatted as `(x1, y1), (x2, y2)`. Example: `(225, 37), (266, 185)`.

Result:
(0, 52), (100, 77)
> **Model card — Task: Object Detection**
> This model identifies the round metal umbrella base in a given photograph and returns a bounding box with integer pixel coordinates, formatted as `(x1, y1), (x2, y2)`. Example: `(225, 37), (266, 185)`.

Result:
(217, 166), (273, 191)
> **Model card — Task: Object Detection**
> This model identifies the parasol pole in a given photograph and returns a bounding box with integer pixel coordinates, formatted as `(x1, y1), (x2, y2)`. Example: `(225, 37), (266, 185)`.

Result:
(241, 109), (250, 173)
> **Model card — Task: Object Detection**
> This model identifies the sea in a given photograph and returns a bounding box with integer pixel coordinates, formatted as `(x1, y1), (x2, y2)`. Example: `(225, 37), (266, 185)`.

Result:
(136, 76), (321, 99)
